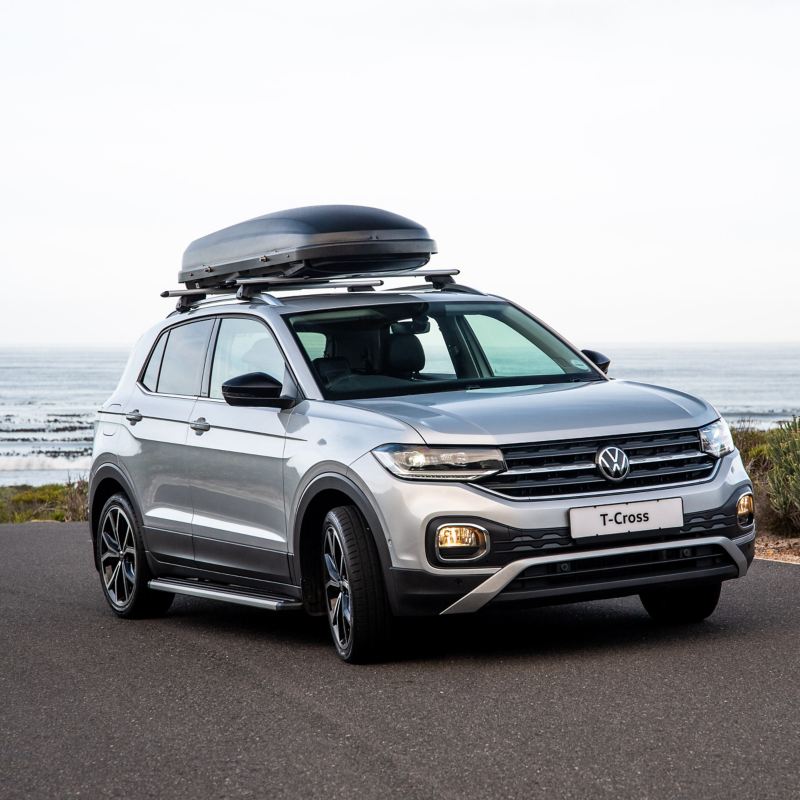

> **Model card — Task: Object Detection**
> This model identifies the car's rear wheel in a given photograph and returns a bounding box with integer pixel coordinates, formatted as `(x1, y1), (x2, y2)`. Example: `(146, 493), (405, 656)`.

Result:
(322, 505), (391, 663)
(96, 493), (173, 618)
(640, 581), (722, 624)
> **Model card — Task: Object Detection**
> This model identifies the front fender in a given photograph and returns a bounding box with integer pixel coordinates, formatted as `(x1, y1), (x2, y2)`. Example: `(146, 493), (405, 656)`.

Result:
(290, 472), (392, 589)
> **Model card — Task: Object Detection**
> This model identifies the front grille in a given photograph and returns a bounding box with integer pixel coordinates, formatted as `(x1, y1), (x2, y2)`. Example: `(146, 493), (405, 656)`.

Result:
(479, 428), (718, 499)
(497, 543), (737, 600)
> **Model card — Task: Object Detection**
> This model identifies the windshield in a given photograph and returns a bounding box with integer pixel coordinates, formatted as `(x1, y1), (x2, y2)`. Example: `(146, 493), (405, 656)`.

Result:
(285, 300), (600, 400)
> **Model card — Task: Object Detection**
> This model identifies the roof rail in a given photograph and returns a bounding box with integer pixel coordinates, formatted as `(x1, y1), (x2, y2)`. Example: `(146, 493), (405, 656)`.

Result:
(161, 268), (465, 312)
(386, 282), (483, 295)
(160, 287), (236, 312)
(234, 277), (383, 301)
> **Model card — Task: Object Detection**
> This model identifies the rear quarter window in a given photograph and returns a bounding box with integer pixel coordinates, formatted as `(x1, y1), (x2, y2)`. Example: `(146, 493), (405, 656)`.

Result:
(140, 331), (167, 391)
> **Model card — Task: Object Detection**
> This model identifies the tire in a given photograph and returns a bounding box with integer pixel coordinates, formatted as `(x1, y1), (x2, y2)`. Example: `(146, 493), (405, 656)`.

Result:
(321, 505), (392, 663)
(95, 493), (174, 618)
(640, 581), (722, 624)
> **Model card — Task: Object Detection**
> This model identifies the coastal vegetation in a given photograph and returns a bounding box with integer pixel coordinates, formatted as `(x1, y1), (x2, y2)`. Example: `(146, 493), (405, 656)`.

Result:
(1, 422), (798, 540)
(734, 418), (800, 536)
(0, 478), (88, 523)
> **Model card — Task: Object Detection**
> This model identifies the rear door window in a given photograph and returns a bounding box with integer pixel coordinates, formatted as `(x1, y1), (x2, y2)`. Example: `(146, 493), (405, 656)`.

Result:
(156, 320), (214, 396)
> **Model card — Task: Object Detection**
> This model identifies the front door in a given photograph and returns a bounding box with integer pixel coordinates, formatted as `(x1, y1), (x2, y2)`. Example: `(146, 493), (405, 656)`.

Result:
(188, 316), (293, 586)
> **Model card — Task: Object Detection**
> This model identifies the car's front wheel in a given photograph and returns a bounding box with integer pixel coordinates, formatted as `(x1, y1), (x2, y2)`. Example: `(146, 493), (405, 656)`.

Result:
(640, 581), (722, 624)
(96, 493), (173, 618)
(322, 505), (391, 663)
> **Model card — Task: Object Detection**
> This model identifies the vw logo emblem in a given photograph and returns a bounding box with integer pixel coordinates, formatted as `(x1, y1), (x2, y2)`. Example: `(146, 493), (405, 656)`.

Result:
(596, 446), (630, 482)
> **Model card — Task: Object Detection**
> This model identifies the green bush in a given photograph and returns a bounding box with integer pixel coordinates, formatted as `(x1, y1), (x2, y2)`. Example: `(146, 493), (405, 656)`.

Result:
(0, 479), (88, 524)
(731, 422), (770, 476)
(766, 418), (800, 534)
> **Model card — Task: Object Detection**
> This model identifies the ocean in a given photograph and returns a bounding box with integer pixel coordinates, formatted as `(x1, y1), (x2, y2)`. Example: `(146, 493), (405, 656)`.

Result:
(1, 344), (798, 486)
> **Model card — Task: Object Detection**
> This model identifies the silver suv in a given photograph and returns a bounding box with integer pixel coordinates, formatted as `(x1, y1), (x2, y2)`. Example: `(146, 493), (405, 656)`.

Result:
(90, 206), (755, 662)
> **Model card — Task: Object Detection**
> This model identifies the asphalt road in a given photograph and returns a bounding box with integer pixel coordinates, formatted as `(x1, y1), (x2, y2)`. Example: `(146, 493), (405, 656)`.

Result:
(1, 523), (798, 800)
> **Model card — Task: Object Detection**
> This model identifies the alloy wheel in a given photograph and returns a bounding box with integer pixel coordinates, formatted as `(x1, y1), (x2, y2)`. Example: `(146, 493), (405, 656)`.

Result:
(323, 524), (352, 651)
(99, 506), (137, 609)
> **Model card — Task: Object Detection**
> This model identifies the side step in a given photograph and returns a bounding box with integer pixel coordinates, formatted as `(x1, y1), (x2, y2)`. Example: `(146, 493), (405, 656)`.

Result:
(148, 578), (303, 611)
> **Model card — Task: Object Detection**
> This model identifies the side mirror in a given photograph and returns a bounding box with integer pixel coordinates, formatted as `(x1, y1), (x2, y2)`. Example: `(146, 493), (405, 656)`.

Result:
(581, 349), (611, 375)
(221, 372), (295, 408)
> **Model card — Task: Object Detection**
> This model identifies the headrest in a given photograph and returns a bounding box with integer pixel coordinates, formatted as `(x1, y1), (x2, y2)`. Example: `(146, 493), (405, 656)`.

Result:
(386, 333), (425, 375)
(313, 357), (351, 385)
(330, 331), (380, 372)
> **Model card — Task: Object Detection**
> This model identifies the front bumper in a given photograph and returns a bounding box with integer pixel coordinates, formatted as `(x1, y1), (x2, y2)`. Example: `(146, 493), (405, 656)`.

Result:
(389, 530), (754, 615)
(347, 449), (755, 616)
(441, 531), (752, 614)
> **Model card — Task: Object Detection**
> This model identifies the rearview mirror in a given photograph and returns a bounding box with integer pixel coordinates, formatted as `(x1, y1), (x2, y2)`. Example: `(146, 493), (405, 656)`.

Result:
(581, 349), (611, 374)
(221, 372), (295, 408)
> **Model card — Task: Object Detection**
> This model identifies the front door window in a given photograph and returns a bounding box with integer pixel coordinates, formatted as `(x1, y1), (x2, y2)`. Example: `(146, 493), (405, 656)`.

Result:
(209, 318), (285, 399)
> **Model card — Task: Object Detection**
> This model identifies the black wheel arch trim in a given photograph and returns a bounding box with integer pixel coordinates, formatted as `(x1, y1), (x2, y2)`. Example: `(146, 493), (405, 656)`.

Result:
(290, 473), (393, 590)
(89, 462), (143, 569)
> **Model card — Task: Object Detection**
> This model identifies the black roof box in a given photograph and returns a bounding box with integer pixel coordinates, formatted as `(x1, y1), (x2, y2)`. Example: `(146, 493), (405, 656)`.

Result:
(180, 205), (436, 289)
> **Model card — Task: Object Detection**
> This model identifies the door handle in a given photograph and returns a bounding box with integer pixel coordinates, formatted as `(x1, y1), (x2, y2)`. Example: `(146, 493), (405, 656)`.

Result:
(190, 417), (211, 433)
(125, 410), (143, 425)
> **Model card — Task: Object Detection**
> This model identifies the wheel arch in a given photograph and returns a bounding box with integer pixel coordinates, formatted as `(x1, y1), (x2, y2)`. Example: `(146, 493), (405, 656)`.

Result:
(89, 464), (140, 570)
(291, 474), (392, 614)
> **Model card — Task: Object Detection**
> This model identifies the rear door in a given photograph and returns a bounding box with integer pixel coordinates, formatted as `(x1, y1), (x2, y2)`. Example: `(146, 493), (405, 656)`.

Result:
(123, 318), (214, 565)
(187, 315), (294, 586)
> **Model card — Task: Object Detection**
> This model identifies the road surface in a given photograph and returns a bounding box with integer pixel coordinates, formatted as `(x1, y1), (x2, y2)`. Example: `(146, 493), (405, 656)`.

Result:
(1, 522), (798, 799)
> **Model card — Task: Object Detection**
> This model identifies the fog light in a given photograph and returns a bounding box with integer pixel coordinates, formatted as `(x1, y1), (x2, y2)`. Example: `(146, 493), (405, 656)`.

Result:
(435, 524), (489, 562)
(736, 493), (755, 527)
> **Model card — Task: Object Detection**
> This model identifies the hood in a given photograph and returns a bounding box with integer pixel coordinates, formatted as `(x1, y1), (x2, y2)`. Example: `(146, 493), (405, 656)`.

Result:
(344, 380), (718, 445)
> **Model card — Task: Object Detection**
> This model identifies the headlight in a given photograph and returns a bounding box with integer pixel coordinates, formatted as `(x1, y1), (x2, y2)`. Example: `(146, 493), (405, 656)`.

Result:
(372, 444), (505, 480)
(699, 419), (735, 458)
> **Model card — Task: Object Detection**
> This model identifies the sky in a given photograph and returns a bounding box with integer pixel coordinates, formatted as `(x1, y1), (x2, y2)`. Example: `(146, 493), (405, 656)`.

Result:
(1, 0), (798, 348)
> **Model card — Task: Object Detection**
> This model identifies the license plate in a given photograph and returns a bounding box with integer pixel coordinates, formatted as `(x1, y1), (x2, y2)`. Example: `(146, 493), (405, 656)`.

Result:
(569, 498), (684, 539)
